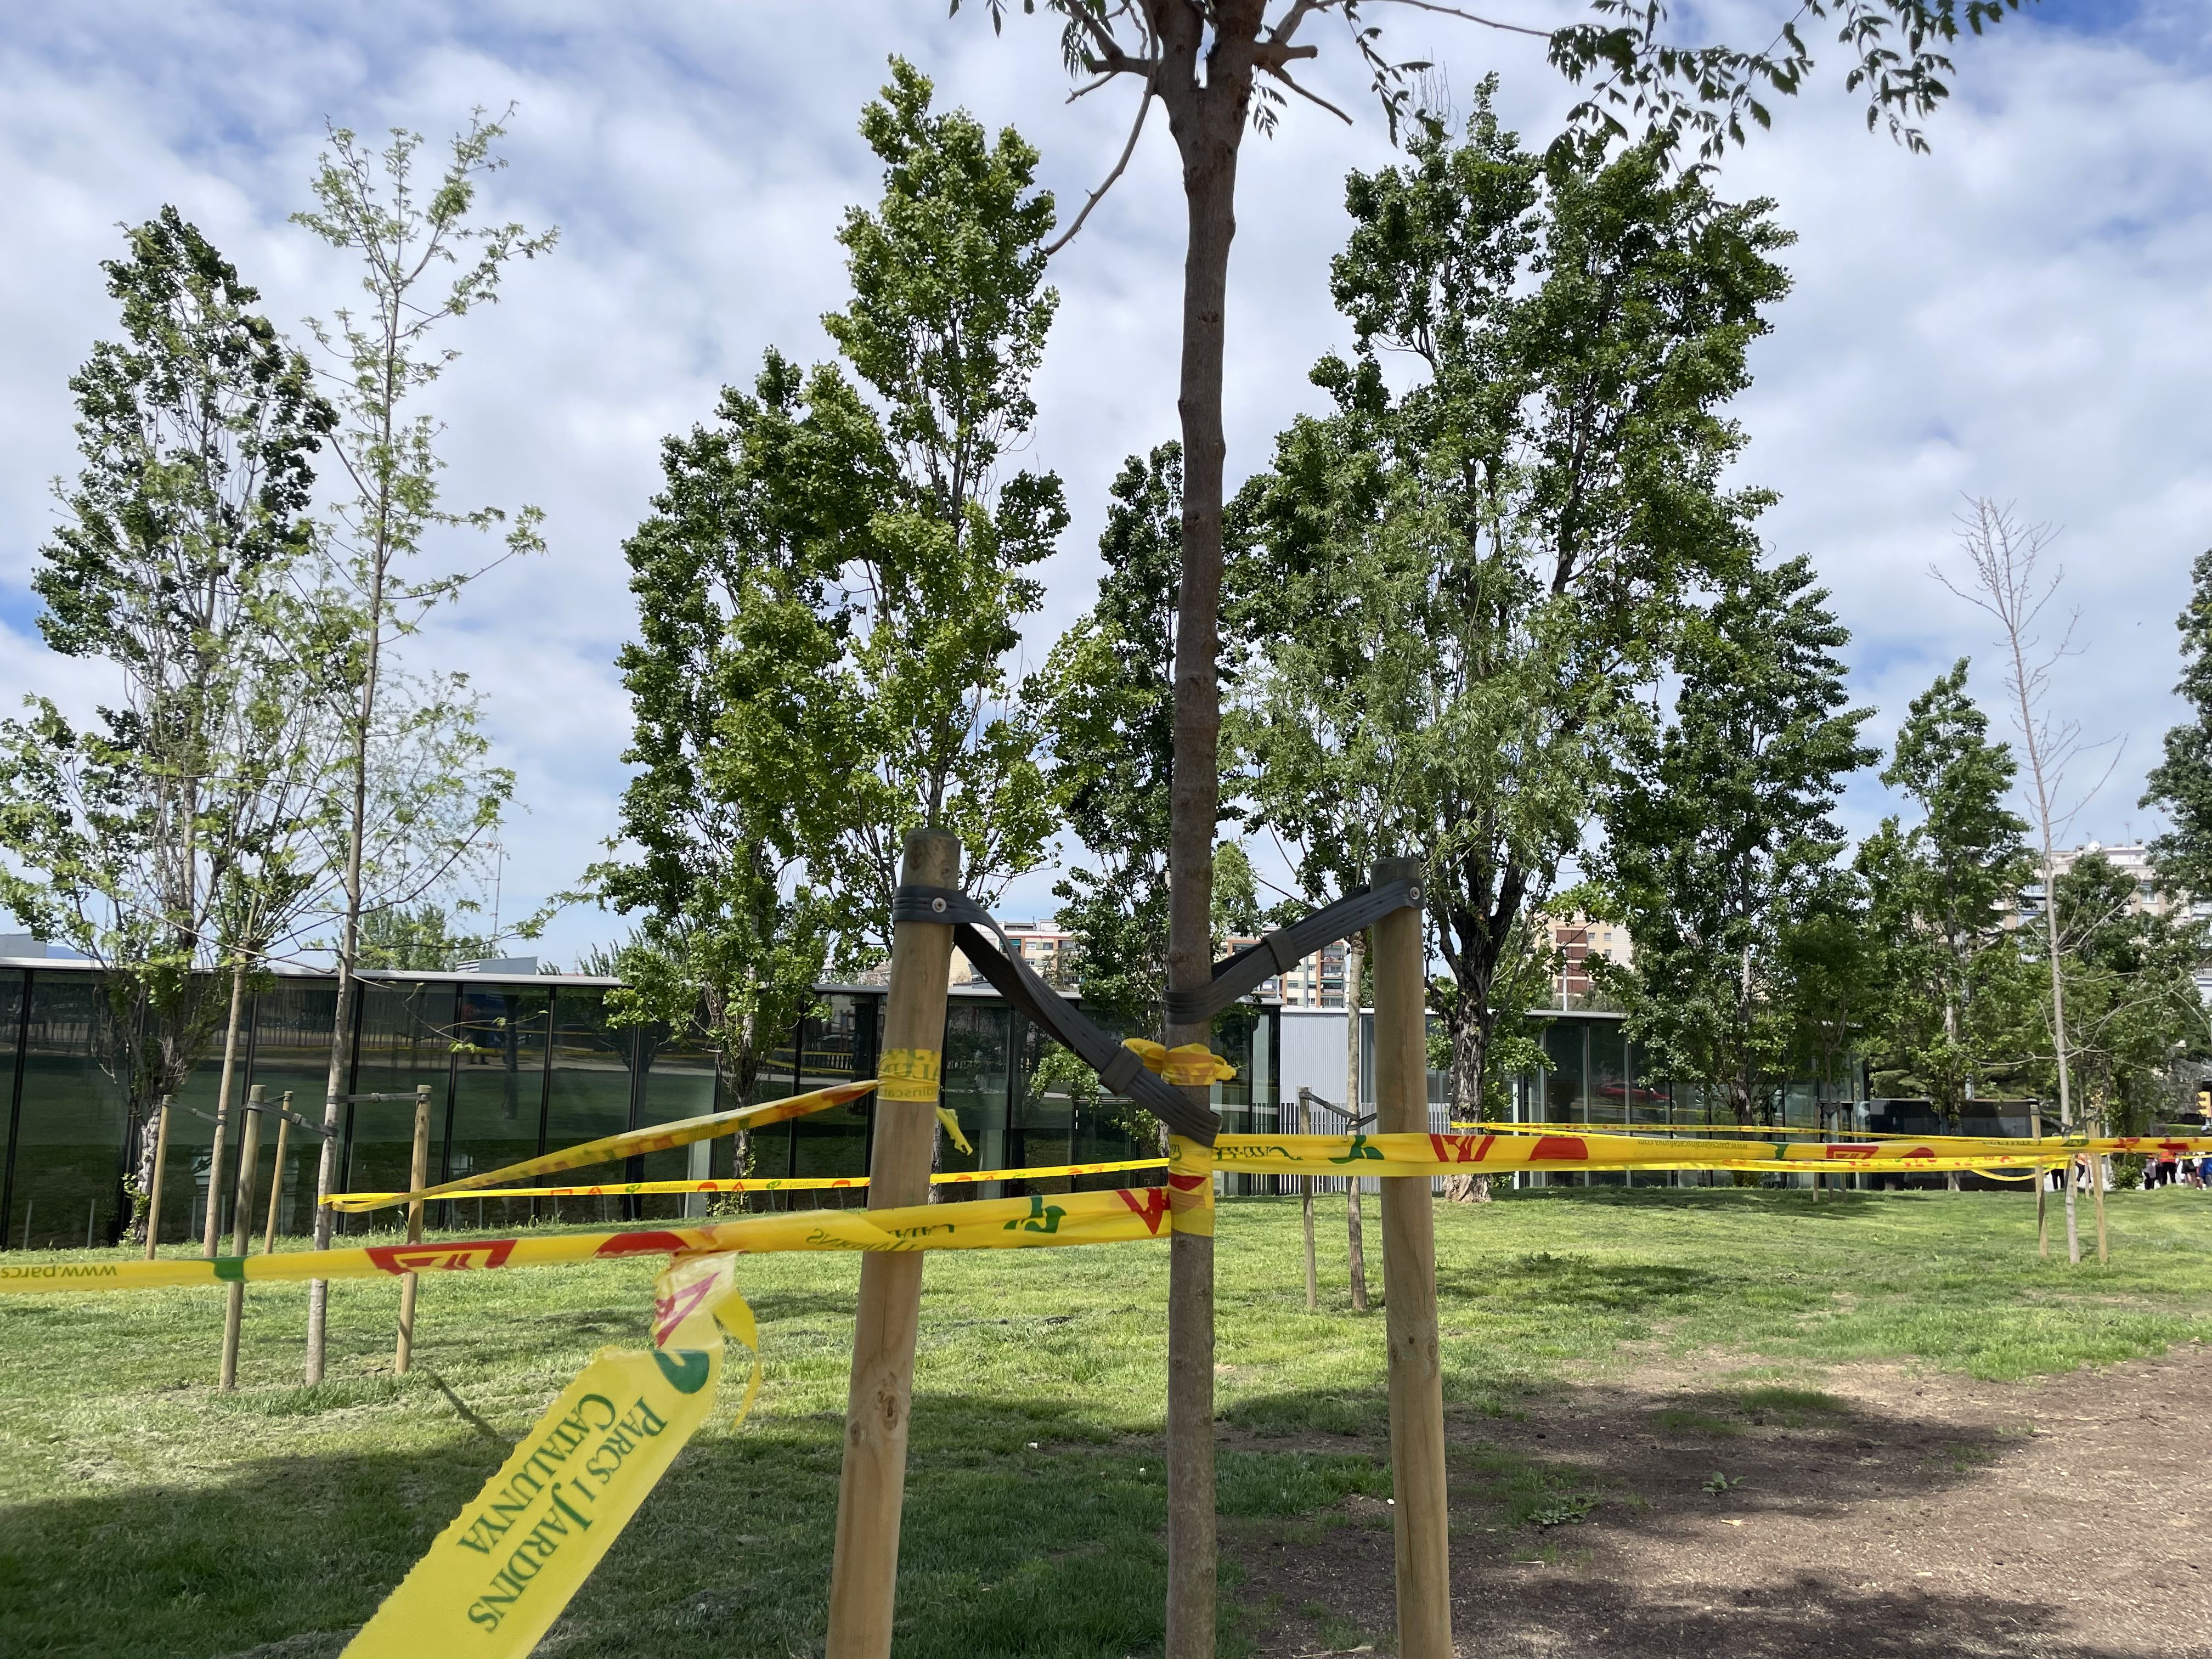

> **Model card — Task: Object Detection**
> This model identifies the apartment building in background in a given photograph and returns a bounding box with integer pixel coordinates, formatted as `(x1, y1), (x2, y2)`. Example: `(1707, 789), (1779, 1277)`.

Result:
(1541, 914), (1633, 1003)
(949, 921), (1079, 988)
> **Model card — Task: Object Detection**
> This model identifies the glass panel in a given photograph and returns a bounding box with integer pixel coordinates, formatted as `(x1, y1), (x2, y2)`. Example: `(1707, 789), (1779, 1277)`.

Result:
(339, 980), (457, 1234)
(940, 1002), (1011, 1178)
(7, 972), (128, 1249)
(636, 1020), (720, 1220)
(541, 988), (640, 1227)
(444, 983), (550, 1233)
(794, 994), (871, 1200)
(242, 978), (341, 1240)
(1626, 1041), (1671, 1126)
(0, 970), (22, 1234)
(1588, 1023), (1628, 1126)
(1011, 1019), (1075, 1193)
(736, 1015), (800, 1187)
(1541, 1019), (1585, 1124)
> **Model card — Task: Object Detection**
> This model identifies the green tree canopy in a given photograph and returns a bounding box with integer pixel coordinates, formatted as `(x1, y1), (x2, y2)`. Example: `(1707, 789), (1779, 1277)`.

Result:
(1028, 442), (1181, 1034)
(1859, 659), (2033, 1115)
(1231, 91), (1792, 1116)
(1592, 555), (1878, 1124)
(0, 208), (337, 1215)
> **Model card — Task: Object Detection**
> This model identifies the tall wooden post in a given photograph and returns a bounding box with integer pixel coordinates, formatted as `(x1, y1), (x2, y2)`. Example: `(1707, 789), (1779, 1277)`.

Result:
(2032, 1105), (2049, 1260)
(263, 1094), (292, 1256)
(826, 828), (960, 1659)
(1297, 1091), (1318, 1313)
(2088, 1141), (2109, 1265)
(394, 1083), (432, 1375)
(143, 1096), (173, 1261)
(1372, 856), (1451, 1659)
(201, 959), (251, 1259)
(219, 1086), (265, 1390)
(1344, 935), (1369, 1314)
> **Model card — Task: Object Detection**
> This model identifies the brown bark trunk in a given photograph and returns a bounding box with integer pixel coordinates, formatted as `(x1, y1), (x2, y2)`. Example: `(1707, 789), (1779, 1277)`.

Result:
(1146, 12), (1263, 1654)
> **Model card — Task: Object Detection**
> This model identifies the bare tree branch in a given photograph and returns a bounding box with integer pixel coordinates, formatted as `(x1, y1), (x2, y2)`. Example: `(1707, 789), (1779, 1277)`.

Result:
(1264, 63), (1355, 124)
(1045, 64), (1159, 256)
(1370, 0), (1556, 41)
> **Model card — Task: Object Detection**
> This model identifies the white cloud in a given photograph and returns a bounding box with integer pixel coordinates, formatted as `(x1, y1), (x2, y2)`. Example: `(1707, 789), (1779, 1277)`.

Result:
(1, 2), (2205, 961)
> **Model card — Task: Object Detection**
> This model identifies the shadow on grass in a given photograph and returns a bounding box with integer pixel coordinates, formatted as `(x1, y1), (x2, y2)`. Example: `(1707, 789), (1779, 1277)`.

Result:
(1498, 1184), (1906, 1218)
(0, 1413), (1178, 1659)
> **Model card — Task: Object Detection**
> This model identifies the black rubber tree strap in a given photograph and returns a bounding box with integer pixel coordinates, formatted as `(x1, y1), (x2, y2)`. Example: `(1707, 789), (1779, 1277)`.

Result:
(890, 885), (1218, 1145)
(1161, 878), (1423, 1027)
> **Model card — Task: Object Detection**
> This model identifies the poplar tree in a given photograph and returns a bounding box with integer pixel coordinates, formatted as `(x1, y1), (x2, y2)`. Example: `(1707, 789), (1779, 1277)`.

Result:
(1860, 661), (2032, 1120)
(812, 60), (1067, 954)
(1235, 95), (1791, 1124)
(0, 210), (335, 1243)
(1593, 557), (1878, 1124)
(589, 353), (848, 1146)
(1029, 443), (1182, 1034)
(292, 112), (552, 1383)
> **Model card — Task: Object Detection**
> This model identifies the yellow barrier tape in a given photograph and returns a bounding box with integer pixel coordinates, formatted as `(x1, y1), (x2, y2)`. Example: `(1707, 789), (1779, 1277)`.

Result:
(1455, 1121), (2212, 1155)
(1206, 1131), (2075, 1177)
(334, 1157), (1171, 1206)
(325, 1080), (876, 1212)
(877, 1048), (940, 1104)
(935, 1106), (974, 1154)
(0, 1187), (1178, 1297)
(343, 1250), (757, 1657)
(1166, 1137), (1215, 1238)
(1124, 1038), (1237, 1086)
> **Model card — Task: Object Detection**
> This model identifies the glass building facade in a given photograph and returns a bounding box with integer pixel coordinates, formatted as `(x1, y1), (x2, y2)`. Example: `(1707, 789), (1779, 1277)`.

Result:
(0, 965), (1282, 1248)
(1505, 1009), (1867, 1188)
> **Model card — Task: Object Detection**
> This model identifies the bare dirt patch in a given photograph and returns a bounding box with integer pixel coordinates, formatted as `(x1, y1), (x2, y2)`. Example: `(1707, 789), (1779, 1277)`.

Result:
(1231, 1343), (2212, 1657)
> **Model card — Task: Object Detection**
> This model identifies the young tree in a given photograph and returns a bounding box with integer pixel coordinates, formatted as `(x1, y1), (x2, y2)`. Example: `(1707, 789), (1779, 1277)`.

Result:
(1863, 660), (2033, 1126)
(292, 112), (554, 1381)
(588, 353), (848, 1165)
(1028, 443), (1181, 1035)
(1593, 556), (1877, 1125)
(967, 6), (2034, 1644)
(1938, 498), (2099, 1262)
(1234, 97), (1790, 1130)
(812, 60), (1067, 953)
(0, 209), (335, 1244)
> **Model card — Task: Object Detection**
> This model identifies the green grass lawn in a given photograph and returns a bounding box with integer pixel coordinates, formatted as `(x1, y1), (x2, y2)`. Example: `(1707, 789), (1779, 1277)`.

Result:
(2, 1184), (2209, 1658)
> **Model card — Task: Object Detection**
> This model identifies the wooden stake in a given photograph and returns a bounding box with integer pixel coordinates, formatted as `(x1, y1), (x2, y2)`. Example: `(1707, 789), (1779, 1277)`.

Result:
(394, 1084), (432, 1375)
(1345, 934), (1369, 1313)
(201, 957), (251, 1259)
(219, 1086), (265, 1391)
(826, 829), (960, 1659)
(1372, 858), (1451, 1659)
(1294, 1088), (1319, 1311)
(263, 1094), (292, 1256)
(2088, 1142), (2109, 1266)
(2033, 1105), (2049, 1261)
(143, 1096), (173, 1261)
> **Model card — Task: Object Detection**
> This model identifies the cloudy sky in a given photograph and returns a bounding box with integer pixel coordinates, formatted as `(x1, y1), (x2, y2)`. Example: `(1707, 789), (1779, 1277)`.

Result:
(2, 1), (2205, 964)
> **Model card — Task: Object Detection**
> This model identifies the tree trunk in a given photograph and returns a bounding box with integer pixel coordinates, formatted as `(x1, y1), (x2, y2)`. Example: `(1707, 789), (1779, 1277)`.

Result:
(1445, 990), (1493, 1203)
(201, 957), (251, 1259)
(1159, 41), (1255, 1659)
(1344, 932), (1370, 1312)
(308, 554), (386, 1383)
(1149, 12), (1264, 1654)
